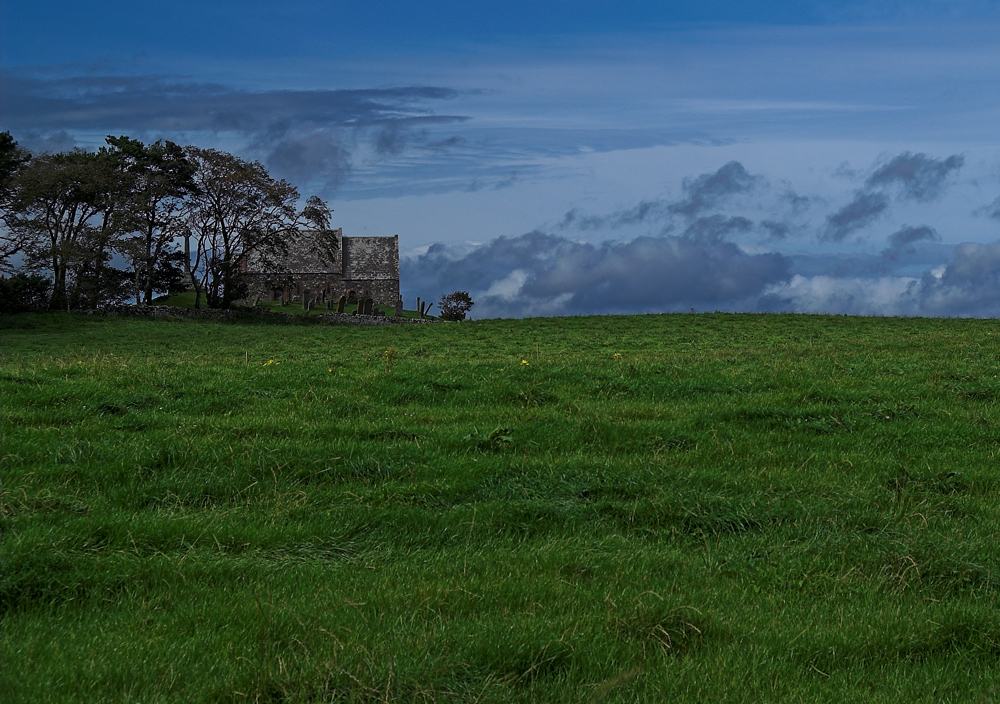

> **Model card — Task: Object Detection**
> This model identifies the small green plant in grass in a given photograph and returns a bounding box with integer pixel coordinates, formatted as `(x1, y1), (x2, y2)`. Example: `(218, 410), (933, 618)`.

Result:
(383, 346), (398, 373)
(464, 426), (514, 452)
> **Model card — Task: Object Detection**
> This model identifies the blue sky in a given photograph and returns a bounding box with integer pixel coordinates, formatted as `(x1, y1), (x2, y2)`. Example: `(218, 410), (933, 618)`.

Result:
(3, 1), (999, 317)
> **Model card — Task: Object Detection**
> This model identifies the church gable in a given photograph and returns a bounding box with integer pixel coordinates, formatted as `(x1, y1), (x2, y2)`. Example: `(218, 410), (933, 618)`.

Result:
(343, 235), (399, 281)
(244, 229), (400, 307)
(283, 228), (343, 274)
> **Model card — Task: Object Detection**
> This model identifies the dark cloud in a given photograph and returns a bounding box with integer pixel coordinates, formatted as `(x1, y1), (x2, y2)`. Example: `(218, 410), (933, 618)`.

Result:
(607, 200), (669, 228)
(823, 191), (889, 242)
(981, 196), (1000, 221)
(865, 152), (964, 202)
(402, 231), (790, 318)
(682, 215), (753, 243)
(782, 190), (812, 213)
(260, 129), (352, 189)
(881, 224), (940, 262)
(559, 199), (669, 231)
(669, 161), (760, 218)
(461, 165), (545, 194)
(1, 70), (470, 184)
(374, 124), (408, 156)
(760, 219), (791, 240)
(558, 208), (582, 229)
(817, 152), (965, 243)
(491, 171), (519, 190)
(907, 241), (1000, 317)
(1, 71), (468, 133)
(426, 135), (465, 151)
(558, 161), (763, 236)
(15, 130), (77, 153)
(833, 162), (858, 180)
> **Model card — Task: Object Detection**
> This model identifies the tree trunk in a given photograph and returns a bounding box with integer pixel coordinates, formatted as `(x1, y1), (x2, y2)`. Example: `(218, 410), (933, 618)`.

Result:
(143, 227), (155, 304)
(50, 255), (68, 311)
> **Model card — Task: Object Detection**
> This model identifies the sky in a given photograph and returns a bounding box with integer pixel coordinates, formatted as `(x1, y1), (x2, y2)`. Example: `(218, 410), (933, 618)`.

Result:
(2, 1), (999, 318)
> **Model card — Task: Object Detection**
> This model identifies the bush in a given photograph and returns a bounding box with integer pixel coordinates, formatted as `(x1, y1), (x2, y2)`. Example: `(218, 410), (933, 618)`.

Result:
(438, 291), (474, 321)
(0, 273), (51, 313)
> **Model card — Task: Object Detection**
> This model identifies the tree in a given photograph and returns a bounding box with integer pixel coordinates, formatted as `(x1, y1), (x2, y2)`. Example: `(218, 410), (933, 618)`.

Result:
(102, 136), (196, 305)
(183, 147), (300, 309)
(5, 149), (116, 310)
(438, 290), (475, 321)
(0, 132), (33, 271)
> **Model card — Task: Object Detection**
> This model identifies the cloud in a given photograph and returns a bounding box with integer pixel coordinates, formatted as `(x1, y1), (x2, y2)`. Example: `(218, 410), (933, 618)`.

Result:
(759, 274), (918, 316)
(374, 123), (408, 156)
(426, 135), (465, 151)
(403, 229), (997, 319)
(402, 230), (791, 317)
(669, 161), (761, 218)
(1, 70), (470, 185)
(492, 170), (521, 190)
(781, 190), (813, 213)
(818, 151), (966, 243)
(978, 196), (1000, 221)
(558, 161), (765, 236)
(14, 130), (77, 153)
(1, 72), (467, 133)
(865, 152), (964, 202)
(880, 224), (940, 262)
(908, 241), (1000, 317)
(682, 215), (753, 243)
(258, 128), (352, 189)
(760, 219), (792, 239)
(822, 191), (889, 241)
(559, 199), (669, 231)
(759, 241), (1000, 318)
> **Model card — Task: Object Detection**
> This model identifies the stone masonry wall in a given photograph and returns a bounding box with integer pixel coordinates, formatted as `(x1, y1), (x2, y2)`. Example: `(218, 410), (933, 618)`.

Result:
(342, 235), (399, 306)
(245, 230), (400, 307)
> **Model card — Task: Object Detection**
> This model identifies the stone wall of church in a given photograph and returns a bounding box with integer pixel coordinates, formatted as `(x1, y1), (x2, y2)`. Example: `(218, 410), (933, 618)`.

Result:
(244, 231), (400, 308)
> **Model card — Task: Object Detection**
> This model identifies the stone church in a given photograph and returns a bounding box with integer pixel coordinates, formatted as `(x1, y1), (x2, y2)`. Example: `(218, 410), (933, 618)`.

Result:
(244, 229), (400, 307)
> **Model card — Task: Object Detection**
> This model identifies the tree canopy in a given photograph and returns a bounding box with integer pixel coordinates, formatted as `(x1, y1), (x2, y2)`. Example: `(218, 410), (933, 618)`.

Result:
(0, 133), (331, 311)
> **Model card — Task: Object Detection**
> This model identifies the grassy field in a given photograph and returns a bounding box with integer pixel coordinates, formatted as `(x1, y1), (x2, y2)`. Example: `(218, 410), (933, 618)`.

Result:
(1, 311), (998, 703)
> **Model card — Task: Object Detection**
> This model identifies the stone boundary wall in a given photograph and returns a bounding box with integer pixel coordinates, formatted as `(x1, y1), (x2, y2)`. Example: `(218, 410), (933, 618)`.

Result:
(86, 304), (436, 326)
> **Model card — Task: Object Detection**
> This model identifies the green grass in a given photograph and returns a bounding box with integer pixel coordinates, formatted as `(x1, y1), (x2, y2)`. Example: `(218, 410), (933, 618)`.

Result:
(1, 312), (998, 703)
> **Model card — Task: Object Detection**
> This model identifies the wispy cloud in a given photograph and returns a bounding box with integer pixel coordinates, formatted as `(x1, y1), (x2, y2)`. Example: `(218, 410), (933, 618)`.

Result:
(682, 215), (754, 243)
(865, 152), (964, 202)
(557, 161), (767, 237)
(823, 191), (890, 242)
(558, 200), (670, 232)
(979, 195), (1000, 221)
(1, 72), (467, 132)
(254, 128), (353, 190)
(0, 70), (471, 186)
